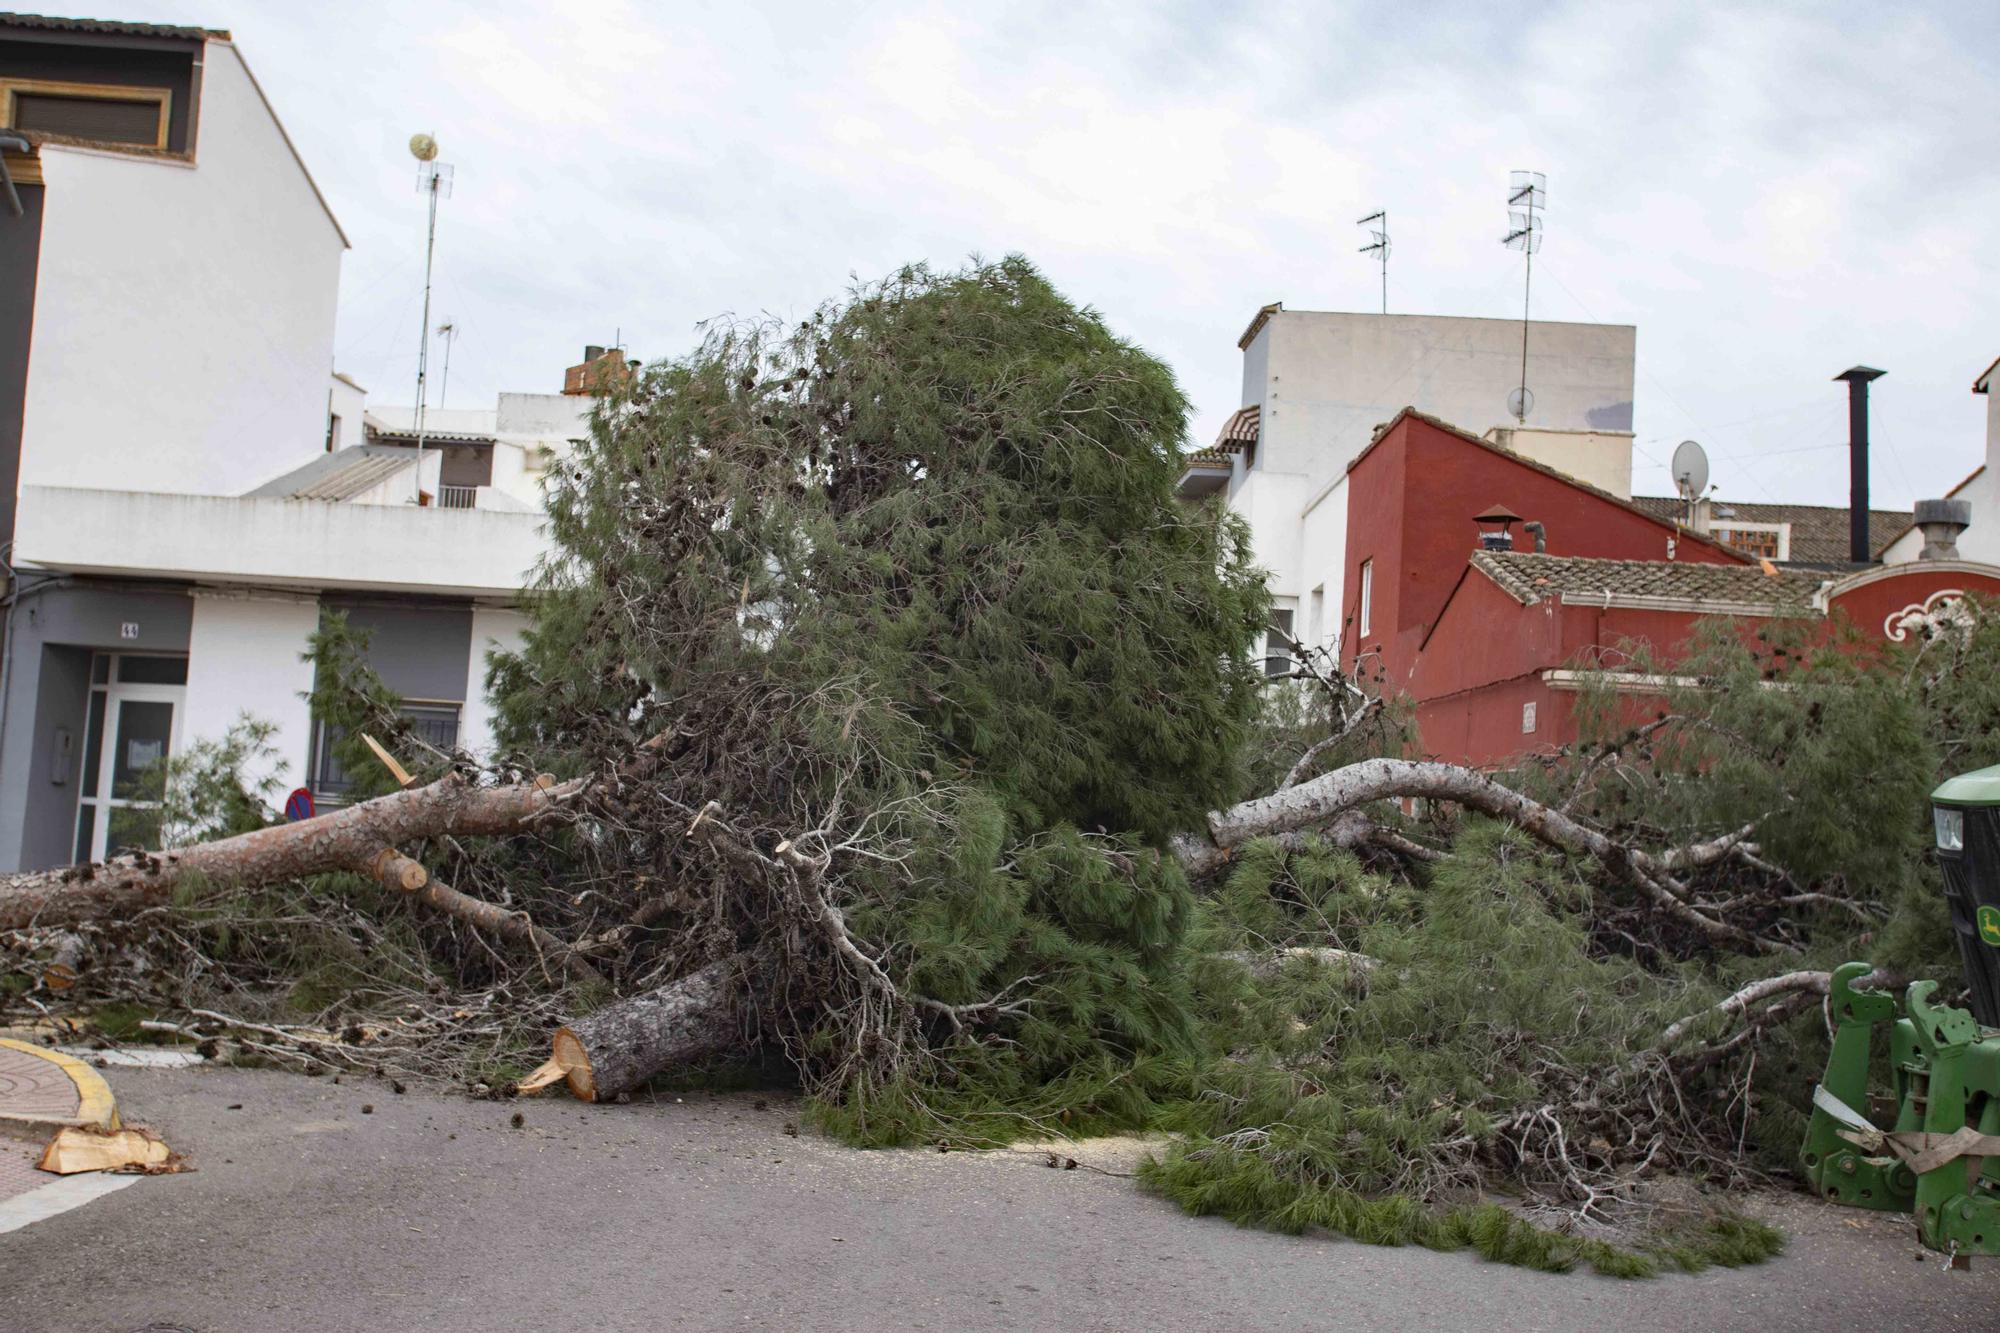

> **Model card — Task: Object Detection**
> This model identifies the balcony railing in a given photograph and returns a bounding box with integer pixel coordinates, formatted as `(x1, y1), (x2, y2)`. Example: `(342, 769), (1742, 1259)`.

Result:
(437, 484), (478, 510)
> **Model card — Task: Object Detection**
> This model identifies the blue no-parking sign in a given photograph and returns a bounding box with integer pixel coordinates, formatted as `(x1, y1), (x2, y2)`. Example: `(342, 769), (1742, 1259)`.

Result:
(284, 787), (315, 822)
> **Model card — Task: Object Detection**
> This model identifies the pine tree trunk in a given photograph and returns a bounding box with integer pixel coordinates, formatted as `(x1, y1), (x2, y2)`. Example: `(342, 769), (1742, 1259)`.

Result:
(0, 772), (576, 931)
(545, 954), (753, 1102)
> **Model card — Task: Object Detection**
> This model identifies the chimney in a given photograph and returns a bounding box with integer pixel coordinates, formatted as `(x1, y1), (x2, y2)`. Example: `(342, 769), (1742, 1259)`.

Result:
(1835, 366), (1886, 563)
(1522, 520), (1547, 553)
(563, 344), (633, 396)
(1474, 503), (1521, 552)
(1913, 498), (1971, 561)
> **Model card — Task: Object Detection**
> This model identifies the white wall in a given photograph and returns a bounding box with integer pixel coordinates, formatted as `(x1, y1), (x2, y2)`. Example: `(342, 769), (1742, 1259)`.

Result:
(1298, 474), (1349, 649)
(1230, 467), (1307, 598)
(497, 392), (591, 441)
(19, 42), (346, 498)
(488, 440), (537, 506)
(182, 590), (319, 809)
(459, 607), (531, 758)
(1218, 309), (1636, 607)
(1484, 427), (1635, 498)
(327, 374), (366, 454)
(1256, 311), (1635, 491)
(16, 487), (550, 597)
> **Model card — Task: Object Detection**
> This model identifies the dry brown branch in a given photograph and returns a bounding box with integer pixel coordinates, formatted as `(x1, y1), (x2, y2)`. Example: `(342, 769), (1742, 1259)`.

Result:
(365, 849), (603, 986)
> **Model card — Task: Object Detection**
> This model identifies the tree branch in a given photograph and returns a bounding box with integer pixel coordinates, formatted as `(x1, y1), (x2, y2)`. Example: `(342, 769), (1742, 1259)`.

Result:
(1187, 758), (1784, 953)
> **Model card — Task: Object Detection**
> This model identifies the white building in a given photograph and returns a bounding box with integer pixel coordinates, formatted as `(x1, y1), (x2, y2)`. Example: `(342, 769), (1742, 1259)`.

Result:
(1179, 305), (1637, 658)
(1880, 356), (1999, 566)
(0, 15), (603, 871)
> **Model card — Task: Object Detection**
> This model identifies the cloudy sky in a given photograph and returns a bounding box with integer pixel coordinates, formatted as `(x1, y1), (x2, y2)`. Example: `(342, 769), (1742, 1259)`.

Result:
(164, 1), (1992, 507)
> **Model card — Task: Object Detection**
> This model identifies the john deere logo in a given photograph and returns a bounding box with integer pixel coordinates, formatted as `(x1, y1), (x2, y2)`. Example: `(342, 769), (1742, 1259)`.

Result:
(1980, 905), (2000, 948)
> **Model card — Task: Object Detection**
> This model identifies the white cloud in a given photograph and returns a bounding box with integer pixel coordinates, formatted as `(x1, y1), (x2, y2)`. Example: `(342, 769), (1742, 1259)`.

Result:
(160, 0), (1997, 508)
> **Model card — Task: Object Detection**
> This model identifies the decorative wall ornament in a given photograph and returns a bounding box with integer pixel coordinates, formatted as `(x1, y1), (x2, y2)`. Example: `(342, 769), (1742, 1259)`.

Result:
(1884, 589), (1976, 643)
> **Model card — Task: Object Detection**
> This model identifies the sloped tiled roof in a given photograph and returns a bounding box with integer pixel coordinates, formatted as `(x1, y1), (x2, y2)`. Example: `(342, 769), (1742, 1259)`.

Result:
(1627, 497), (1908, 564)
(1182, 447), (1231, 469)
(0, 12), (219, 40)
(244, 445), (413, 502)
(1472, 551), (1823, 612)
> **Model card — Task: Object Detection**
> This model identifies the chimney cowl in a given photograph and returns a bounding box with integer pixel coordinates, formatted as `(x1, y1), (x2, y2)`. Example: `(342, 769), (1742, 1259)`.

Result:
(1474, 502), (1520, 552)
(1522, 520), (1547, 553)
(584, 344), (607, 361)
(1913, 498), (1972, 561)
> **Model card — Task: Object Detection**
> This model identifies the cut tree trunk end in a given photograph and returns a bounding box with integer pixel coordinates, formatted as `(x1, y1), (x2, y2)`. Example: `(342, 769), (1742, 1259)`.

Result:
(525, 953), (753, 1103)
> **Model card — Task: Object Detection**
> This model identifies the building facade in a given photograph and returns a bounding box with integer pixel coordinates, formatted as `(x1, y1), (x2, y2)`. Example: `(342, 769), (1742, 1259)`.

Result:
(0, 16), (595, 871)
(1179, 305), (1639, 664)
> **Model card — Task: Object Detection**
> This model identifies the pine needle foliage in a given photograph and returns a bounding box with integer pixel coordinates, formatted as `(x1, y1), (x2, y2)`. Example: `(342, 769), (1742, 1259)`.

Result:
(1145, 823), (1784, 1275)
(492, 257), (1269, 1125)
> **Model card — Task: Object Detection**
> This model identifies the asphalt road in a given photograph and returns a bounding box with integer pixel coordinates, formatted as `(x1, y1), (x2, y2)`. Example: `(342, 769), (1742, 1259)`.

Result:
(3, 1064), (1995, 1332)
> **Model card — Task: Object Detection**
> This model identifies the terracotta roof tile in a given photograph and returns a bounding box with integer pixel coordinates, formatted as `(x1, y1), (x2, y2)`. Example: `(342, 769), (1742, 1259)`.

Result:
(1472, 550), (1822, 612)
(0, 12), (218, 40)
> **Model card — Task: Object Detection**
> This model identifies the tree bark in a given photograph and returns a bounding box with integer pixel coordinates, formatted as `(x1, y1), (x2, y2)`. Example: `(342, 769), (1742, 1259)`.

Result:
(0, 771), (579, 931)
(1215, 946), (1379, 983)
(544, 954), (753, 1102)
(1180, 758), (1779, 953)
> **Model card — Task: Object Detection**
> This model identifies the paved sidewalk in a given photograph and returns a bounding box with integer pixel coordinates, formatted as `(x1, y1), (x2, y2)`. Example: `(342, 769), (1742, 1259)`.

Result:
(0, 1037), (123, 1210)
(0, 1040), (86, 1123)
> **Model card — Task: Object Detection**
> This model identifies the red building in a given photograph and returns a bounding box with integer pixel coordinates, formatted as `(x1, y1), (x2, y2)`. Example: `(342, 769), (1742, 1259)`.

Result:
(1333, 410), (2000, 768)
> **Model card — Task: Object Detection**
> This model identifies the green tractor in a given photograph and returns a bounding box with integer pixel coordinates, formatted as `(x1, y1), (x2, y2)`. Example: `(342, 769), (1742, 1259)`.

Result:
(1802, 763), (2000, 1259)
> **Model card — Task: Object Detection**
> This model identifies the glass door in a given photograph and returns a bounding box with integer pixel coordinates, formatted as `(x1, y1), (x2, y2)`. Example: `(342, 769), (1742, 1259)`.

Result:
(74, 653), (186, 862)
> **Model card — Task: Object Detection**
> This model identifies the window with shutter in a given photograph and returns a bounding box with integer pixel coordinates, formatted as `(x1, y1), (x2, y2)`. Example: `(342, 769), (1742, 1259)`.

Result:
(3, 80), (170, 150)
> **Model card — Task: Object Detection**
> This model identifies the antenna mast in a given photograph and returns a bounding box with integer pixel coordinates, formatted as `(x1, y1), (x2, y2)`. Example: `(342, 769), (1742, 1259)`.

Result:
(435, 321), (458, 410)
(407, 133), (452, 504)
(1501, 170), (1545, 424)
(1357, 210), (1389, 315)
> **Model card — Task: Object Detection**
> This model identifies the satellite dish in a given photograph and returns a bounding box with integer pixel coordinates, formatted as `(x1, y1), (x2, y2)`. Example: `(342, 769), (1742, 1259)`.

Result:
(408, 132), (439, 162)
(1506, 386), (1534, 421)
(1671, 439), (1710, 500)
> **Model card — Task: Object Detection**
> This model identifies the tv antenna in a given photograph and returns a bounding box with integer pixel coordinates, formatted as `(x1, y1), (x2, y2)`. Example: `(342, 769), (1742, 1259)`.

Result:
(435, 321), (459, 410)
(408, 132), (453, 503)
(1671, 439), (1710, 525)
(1357, 210), (1389, 315)
(1501, 170), (1545, 424)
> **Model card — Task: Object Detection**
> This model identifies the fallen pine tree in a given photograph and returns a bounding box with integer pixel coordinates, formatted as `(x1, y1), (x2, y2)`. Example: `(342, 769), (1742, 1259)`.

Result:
(6, 258), (1996, 1274)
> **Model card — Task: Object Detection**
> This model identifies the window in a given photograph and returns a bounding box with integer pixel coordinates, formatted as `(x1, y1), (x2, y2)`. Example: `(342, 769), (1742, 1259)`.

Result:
(1713, 524), (1787, 561)
(1358, 560), (1374, 638)
(1263, 608), (1296, 679)
(312, 703), (460, 800)
(2, 79), (170, 150)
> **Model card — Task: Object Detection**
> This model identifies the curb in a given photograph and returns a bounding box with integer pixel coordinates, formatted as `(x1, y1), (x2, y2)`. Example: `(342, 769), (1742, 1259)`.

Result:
(0, 1038), (120, 1138)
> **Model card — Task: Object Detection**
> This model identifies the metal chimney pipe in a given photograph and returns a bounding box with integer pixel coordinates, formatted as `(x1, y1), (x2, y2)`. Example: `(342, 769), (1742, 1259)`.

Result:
(1835, 366), (1886, 563)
